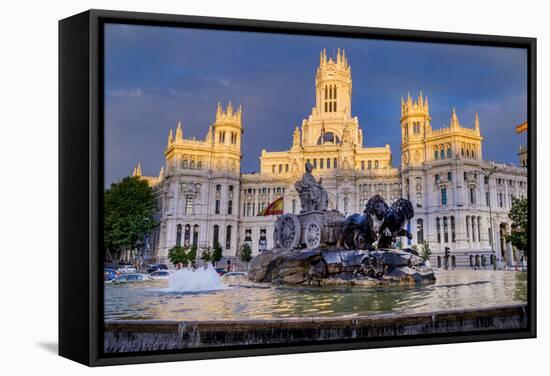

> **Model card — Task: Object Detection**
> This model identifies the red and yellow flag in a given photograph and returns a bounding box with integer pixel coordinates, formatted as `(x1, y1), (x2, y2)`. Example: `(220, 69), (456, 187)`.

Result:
(260, 197), (284, 216)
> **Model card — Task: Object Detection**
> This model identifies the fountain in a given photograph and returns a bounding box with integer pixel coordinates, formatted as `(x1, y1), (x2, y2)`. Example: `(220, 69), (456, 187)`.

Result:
(249, 162), (436, 285)
(167, 264), (228, 292)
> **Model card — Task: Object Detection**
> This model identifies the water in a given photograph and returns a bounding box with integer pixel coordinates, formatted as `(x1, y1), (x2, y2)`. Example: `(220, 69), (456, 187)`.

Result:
(104, 270), (527, 321)
(166, 265), (227, 292)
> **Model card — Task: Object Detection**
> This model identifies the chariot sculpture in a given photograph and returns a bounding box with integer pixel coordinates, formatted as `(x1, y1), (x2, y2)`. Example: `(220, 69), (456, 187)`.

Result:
(273, 163), (415, 252)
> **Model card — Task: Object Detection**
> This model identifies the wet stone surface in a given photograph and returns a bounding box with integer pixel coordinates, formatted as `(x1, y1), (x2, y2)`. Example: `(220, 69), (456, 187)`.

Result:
(248, 248), (435, 286)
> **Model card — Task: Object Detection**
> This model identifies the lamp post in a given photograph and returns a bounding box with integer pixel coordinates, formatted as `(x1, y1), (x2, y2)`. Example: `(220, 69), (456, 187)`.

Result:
(481, 166), (498, 269)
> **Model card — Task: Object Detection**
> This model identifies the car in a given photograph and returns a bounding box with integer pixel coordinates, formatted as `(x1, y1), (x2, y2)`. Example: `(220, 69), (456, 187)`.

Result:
(112, 273), (150, 283)
(146, 264), (169, 274)
(220, 271), (247, 279)
(117, 265), (137, 274)
(215, 268), (227, 276)
(104, 267), (118, 282)
(149, 270), (171, 280)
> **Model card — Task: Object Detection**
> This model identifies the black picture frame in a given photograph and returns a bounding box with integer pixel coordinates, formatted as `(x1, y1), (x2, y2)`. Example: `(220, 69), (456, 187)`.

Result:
(59, 9), (537, 367)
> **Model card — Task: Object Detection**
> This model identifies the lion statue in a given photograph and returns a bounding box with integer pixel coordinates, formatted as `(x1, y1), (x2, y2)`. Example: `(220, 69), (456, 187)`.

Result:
(337, 195), (388, 250)
(377, 198), (415, 249)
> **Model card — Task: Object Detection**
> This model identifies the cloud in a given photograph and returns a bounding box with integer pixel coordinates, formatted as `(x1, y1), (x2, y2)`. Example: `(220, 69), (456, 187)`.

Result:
(108, 88), (143, 98)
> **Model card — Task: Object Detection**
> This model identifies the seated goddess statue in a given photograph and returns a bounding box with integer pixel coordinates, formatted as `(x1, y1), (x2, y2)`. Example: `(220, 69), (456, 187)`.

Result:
(294, 162), (328, 213)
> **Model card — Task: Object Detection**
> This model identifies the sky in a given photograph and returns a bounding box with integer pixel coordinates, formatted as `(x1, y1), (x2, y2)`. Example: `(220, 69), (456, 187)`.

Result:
(104, 23), (528, 186)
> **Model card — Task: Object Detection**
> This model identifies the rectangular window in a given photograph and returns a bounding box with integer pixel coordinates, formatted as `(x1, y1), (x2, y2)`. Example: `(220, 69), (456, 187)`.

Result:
(185, 195), (194, 214)
(368, 160), (372, 169)
(441, 188), (447, 206)
(486, 192), (490, 206)
(435, 174), (440, 184)
(470, 188), (476, 204)
(327, 158), (331, 168)
(361, 161), (365, 170)
(375, 160), (379, 169)
(215, 200), (220, 214)
(447, 172), (452, 181)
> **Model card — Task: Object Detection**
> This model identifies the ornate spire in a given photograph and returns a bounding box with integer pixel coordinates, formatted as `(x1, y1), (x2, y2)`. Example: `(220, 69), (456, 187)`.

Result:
(175, 121), (183, 141)
(167, 128), (173, 146)
(133, 163), (142, 177)
(474, 112), (480, 131)
(450, 108), (460, 128)
(158, 166), (164, 180)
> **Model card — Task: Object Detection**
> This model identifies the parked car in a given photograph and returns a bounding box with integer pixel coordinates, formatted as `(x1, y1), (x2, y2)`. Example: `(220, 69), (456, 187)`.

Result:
(104, 268), (118, 282)
(112, 273), (150, 283)
(117, 265), (137, 274)
(220, 271), (247, 279)
(146, 264), (169, 274)
(149, 270), (171, 280)
(215, 268), (227, 276)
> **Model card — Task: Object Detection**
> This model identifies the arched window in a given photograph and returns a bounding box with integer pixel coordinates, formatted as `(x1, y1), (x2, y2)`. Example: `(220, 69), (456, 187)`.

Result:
(182, 160), (188, 169)
(416, 219), (424, 244)
(184, 224), (191, 246)
(212, 225), (219, 246)
(326, 158), (331, 168)
(451, 216), (456, 242)
(190, 160), (195, 169)
(434, 149), (439, 160)
(226, 225), (232, 250)
(197, 161), (203, 169)
(333, 158), (338, 168)
(361, 161), (365, 170)
(192, 225), (199, 248)
(436, 218), (441, 243)
(447, 147), (452, 158)
(176, 224), (182, 246)
(443, 217), (449, 243)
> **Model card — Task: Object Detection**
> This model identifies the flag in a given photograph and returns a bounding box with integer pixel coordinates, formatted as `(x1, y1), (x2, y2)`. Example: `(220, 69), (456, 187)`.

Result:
(261, 197), (284, 216)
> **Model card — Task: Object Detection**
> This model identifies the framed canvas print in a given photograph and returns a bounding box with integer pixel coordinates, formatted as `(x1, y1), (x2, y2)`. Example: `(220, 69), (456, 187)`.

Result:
(59, 9), (536, 366)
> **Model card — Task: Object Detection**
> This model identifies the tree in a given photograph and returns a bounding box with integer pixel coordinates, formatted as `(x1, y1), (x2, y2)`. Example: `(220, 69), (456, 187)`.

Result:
(167, 246), (188, 267)
(420, 241), (432, 262)
(201, 247), (213, 264)
(188, 245), (197, 262)
(103, 176), (157, 262)
(239, 243), (253, 269)
(212, 241), (224, 266)
(507, 198), (528, 255)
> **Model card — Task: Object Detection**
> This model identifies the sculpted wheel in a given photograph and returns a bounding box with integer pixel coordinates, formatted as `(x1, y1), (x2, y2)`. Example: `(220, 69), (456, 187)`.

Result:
(277, 214), (301, 251)
(305, 221), (322, 249)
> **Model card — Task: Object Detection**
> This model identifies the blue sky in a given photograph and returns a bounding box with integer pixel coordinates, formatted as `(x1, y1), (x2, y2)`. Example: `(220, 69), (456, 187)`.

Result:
(104, 23), (527, 185)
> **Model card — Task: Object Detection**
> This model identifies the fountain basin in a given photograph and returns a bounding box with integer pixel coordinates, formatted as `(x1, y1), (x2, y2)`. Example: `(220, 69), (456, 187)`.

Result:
(104, 304), (528, 353)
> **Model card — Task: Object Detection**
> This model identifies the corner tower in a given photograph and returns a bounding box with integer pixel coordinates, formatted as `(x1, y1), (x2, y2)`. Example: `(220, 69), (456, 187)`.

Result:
(401, 92), (431, 167)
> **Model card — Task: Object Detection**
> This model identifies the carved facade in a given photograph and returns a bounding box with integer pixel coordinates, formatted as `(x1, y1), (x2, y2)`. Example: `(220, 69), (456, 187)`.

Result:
(135, 49), (527, 269)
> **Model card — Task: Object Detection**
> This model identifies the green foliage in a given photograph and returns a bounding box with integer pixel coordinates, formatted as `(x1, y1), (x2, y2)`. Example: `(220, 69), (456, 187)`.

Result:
(103, 176), (157, 260)
(507, 198), (528, 253)
(420, 241), (432, 261)
(201, 247), (213, 263)
(168, 246), (188, 266)
(239, 243), (253, 263)
(188, 245), (197, 262)
(212, 241), (223, 264)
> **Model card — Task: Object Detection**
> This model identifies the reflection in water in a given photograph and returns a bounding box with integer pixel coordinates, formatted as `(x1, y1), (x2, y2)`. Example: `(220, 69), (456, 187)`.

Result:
(104, 270), (527, 321)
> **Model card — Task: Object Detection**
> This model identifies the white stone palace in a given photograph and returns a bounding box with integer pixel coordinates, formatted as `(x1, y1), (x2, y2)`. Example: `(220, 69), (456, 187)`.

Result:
(134, 49), (527, 269)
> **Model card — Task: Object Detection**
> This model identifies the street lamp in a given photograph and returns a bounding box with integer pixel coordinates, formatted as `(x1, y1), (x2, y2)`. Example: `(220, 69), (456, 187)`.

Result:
(481, 165), (498, 269)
